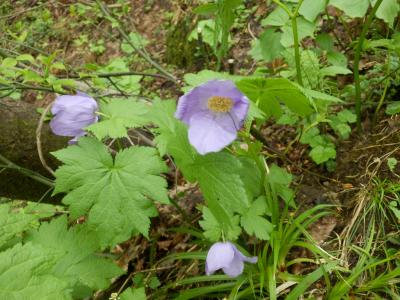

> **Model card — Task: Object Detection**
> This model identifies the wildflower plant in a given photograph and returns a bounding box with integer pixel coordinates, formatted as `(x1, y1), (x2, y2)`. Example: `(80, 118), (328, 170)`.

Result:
(3, 0), (399, 299)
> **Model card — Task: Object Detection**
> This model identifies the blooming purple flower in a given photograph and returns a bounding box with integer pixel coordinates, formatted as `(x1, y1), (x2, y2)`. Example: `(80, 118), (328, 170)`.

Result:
(175, 80), (249, 155)
(205, 242), (258, 277)
(50, 92), (98, 144)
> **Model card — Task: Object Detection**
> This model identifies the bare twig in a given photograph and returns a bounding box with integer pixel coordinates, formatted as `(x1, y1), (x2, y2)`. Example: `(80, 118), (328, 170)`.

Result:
(94, 0), (178, 84)
(0, 154), (54, 187)
(36, 102), (56, 176)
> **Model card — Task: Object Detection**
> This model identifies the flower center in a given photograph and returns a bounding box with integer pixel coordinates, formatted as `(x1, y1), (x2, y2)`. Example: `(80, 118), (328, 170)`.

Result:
(207, 96), (233, 113)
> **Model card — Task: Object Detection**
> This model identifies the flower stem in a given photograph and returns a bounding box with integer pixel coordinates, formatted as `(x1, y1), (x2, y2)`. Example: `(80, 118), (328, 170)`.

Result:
(354, 0), (384, 130)
(292, 0), (305, 86)
(0, 154), (54, 187)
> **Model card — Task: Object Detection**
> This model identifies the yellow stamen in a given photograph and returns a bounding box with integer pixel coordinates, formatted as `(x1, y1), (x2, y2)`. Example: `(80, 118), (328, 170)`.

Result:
(207, 96), (233, 113)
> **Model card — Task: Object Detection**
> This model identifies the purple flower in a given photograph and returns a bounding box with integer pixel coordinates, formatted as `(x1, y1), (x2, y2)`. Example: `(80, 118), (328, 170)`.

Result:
(50, 92), (98, 144)
(175, 80), (249, 155)
(205, 242), (258, 277)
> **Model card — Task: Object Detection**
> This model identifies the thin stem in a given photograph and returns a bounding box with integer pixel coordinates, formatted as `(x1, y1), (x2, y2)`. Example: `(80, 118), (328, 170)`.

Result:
(94, 0), (178, 83)
(61, 71), (173, 81)
(36, 102), (56, 176)
(0, 154), (54, 187)
(354, 0), (384, 130)
(292, 16), (303, 86)
(292, 0), (305, 86)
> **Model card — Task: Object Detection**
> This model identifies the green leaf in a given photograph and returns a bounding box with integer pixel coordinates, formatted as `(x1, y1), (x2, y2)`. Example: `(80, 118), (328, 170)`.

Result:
(250, 29), (284, 62)
(189, 153), (250, 213)
(329, 0), (370, 18)
(20, 69), (45, 83)
(199, 207), (241, 242)
(374, 0), (400, 27)
(52, 137), (169, 246)
(309, 145), (336, 164)
(16, 54), (35, 63)
(320, 66), (352, 77)
(299, 0), (327, 21)
(146, 100), (196, 171)
(87, 99), (149, 140)
(266, 164), (295, 207)
(236, 78), (314, 119)
(193, 3), (218, 15)
(183, 70), (241, 92)
(327, 51), (348, 67)
(387, 157), (397, 171)
(281, 17), (316, 47)
(27, 216), (123, 291)
(316, 33), (334, 51)
(241, 197), (273, 240)
(120, 287), (147, 300)
(0, 242), (70, 300)
(385, 102), (400, 115)
(0, 204), (39, 249)
(1, 57), (17, 68)
(261, 6), (290, 26)
(121, 32), (149, 54)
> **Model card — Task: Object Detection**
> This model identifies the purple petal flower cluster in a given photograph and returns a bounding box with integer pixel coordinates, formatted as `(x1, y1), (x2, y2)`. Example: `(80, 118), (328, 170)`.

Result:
(175, 80), (249, 155)
(50, 92), (98, 144)
(205, 242), (258, 277)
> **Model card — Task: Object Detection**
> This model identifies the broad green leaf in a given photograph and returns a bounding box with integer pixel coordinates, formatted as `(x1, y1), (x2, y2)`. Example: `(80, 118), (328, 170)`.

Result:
(299, 0), (327, 21)
(183, 70), (241, 92)
(1, 57), (17, 68)
(327, 51), (348, 67)
(121, 32), (149, 54)
(20, 69), (45, 83)
(188, 152), (250, 213)
(188, 20), (216, 48)
(385, 102), (400, 115)
(120, 287), (147, 300)
(27, 216), (123, 292)
(320, 66), (352, 77)
(236, 78), (314, 119)
(87, 99), (149, 140)
(329, 0), (370, 17)
(316, 33), (334, 51)
(99, 58), (142, 93)
(250, 29), (284, 62)
(241, 197), (273, 240)
(266, 164), (295, 207)
(193, 3), (218, 15)
(373, 0), (400, 27)
(199, 207), (241, 242)
(261, 6), (289, 26)
(281, 17), (316, 47)
(0, 204), (38, 249)
(16, 54), (35, 63)
(52, 137), (169, 246)
(146, 100), (197, 172)
(0, 242), (70, 300)
(309, 145), (336, 164)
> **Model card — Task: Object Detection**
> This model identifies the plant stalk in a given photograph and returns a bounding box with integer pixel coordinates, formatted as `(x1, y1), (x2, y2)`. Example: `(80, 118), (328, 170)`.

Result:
(354, 0), (384, 130)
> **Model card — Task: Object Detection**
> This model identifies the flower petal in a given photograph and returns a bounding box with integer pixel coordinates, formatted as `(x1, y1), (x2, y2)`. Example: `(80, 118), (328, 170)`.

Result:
(50, 94), (98, 137)
(232, 245), (258, 264)
(205, 242), (235, 275)
(222, 254), (244, 277)
(188, 111), (237, 155)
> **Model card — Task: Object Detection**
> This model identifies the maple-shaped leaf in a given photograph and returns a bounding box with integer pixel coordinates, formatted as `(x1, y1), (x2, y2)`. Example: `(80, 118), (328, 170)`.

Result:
(26, 216), (123, 293)
(241, 196), (273, 240)
(52, 137), (169, 247)
(87, 99), (149, 140)
(0, 242), (71, 300)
